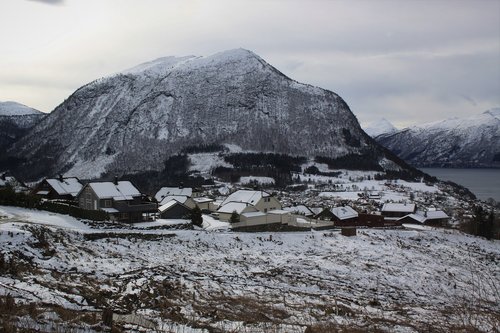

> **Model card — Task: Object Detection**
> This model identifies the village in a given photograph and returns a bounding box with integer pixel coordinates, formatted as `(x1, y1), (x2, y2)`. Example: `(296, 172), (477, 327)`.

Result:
(1, 170), (499, 332)
(1, 168), (471, 236)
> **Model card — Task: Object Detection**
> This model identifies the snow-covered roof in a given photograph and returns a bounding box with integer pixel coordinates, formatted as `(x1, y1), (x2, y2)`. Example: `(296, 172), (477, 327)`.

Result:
(268, 209), (290, 215)
(45, 177), (82, 196)
(402, 214), (427, 223)
(218, 202), (255, 214)
(155, 187), (192, 201)
(159, 195), (189, 206)
(101, 208), (119, 213)
(193, 197), (214, 203)
(381, 203), (415, 213)
(310, 207), (323, 215)
(283, 205), (314, 216)
(221, 190), (270, 206)
(425, 210), (449, 220)
(331, 206), (359, 220)
(241, 211), (267, 218)
(87, 181), (141, 201)
(158, 200), (185, 213)
(400, 210), (449, 224)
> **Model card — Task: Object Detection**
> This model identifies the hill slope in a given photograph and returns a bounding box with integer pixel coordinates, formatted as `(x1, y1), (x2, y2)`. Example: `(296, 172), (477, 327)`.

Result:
(0, 101), (45, 156)
(0, 205), (498, 332)
(376, 109), (500, 168)
(11, 49), (407, 180)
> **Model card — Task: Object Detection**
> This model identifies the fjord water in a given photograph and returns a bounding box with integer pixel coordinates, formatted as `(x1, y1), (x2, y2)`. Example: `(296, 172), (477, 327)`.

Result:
(421, 168), (500, 202)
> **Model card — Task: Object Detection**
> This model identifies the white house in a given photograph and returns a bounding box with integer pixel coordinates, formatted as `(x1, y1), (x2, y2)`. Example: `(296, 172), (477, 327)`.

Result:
(154, 186), (196, 208)
(217, 189), (282, 222)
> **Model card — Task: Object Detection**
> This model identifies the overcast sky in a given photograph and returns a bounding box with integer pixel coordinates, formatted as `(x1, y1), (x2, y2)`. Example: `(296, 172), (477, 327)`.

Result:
(1, 0), (499, 128)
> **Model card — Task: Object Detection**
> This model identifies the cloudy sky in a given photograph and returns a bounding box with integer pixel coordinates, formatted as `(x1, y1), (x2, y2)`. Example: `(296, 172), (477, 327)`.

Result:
(1, 0), (499, 128)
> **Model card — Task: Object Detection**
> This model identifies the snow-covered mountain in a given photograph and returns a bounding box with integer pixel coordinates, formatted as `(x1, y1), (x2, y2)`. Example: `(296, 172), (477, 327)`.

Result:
(376, 109), (500, 168)
(10, 49), (409, 180)
(363, 118), (398, 137)
(0, 101), (45, 154)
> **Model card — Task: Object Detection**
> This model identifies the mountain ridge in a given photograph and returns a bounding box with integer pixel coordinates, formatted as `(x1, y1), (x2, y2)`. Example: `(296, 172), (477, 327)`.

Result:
(8, 49), (414, 180)
(376, 109), (500, 168)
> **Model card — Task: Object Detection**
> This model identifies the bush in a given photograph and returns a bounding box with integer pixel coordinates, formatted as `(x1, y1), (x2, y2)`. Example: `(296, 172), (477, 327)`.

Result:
(39, 201), (109, 221)
(0, 188), (108, 221)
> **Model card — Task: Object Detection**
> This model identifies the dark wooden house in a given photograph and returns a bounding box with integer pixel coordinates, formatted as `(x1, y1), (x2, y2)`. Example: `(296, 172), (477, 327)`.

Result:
(32, 176), (83, 200)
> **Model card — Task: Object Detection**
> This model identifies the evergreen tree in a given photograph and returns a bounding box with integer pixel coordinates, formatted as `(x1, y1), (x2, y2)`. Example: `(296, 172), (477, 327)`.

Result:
(190, 206), (203, 227)
(230, 211), (240, 224)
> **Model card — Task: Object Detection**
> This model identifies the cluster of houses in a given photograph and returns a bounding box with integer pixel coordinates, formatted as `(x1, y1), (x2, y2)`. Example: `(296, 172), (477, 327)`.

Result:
(1, 174), (450, 230)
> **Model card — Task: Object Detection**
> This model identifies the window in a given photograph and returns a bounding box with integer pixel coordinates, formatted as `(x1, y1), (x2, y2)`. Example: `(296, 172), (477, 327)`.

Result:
(104, 200), (112, 208)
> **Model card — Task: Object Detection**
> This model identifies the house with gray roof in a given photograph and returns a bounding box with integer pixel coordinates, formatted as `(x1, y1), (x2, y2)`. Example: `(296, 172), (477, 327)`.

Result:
(77, 179), (157, 222)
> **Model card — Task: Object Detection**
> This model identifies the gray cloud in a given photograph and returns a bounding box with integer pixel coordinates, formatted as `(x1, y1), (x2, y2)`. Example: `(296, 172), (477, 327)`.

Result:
(2, 0), (499, 123)
(27, 0), (64, 5)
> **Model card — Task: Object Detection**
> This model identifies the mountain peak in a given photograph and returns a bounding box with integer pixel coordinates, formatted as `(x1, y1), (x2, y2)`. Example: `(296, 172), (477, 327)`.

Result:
(484, 107), (500, 120)
(363, 118), (398, 137)
(0, 101), (43, 116)
(122, 48), (265, 78)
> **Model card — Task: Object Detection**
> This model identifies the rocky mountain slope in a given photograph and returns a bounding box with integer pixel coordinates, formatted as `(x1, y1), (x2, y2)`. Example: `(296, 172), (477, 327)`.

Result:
(376, 109), (500, 168)
(10, 49), (407, 180)
(0, 101), (45, 154)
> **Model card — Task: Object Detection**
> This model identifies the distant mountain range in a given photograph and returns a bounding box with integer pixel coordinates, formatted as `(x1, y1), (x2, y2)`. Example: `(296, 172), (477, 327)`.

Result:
(373, 109), (500, 168)
(0, 101), (45, 156)
(6, 49), (417, 181)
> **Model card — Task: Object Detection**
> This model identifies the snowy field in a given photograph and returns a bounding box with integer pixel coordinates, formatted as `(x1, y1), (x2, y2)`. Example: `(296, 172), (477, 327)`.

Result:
(0, 205), (498, 332)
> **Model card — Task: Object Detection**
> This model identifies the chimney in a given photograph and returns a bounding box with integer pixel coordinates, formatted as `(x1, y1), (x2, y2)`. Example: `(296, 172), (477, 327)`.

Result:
(114, 176), (118, 185)
(179, 182), (183, 189)
(1, 173), (6, 181)
(59, 174), (64, 182)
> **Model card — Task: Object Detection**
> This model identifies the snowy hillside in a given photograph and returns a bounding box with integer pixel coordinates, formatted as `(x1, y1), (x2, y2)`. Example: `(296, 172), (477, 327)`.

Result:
(0, 101), (42, 116)
(376, 109), (500, 168)
(0, 205), (498, 332)
(363, 118), (398, 137)
(0, 101), (45, 156)
(9, 49), (405, 180)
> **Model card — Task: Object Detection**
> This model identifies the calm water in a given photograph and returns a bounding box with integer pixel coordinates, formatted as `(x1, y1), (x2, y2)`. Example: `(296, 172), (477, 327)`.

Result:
(420, 168), (500, 202)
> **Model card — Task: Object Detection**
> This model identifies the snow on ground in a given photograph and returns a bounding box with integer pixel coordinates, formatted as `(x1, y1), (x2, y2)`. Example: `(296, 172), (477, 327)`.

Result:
(132, 219), (190, 229)
(0, 206), (91, 231)
(188, 153), (231, 173)
(0, 206), (499, 332)
(202, 214), (230, 230)
(66, 155), (116, 180)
